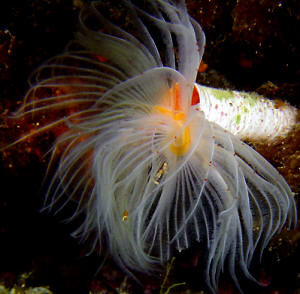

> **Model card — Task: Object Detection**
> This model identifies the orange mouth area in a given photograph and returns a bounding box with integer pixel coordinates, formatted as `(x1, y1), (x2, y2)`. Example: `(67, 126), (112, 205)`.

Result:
(154, 83), (191, 156)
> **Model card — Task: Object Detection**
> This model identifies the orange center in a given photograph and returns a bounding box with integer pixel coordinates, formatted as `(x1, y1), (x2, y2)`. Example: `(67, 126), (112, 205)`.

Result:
(154, 83), (191, 156)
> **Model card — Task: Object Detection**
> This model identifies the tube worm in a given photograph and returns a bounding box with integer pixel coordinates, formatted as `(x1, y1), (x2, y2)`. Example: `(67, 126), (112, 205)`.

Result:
(5, 0), (297, 293)
(194, 84), (298, 142)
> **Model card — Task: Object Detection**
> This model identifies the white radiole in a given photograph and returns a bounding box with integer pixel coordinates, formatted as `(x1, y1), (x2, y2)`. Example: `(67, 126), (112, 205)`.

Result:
(7, 1), (297, 293)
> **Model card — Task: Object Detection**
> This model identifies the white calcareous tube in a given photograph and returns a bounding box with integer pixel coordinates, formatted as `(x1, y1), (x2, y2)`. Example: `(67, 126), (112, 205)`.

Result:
(195, 84), (298, 142)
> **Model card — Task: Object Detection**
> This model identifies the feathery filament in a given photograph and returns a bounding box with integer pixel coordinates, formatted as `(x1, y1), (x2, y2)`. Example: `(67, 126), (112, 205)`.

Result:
(4, 1), (297, 293)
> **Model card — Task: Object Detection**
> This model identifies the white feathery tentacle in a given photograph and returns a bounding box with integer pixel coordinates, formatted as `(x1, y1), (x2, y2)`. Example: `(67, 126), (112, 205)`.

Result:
(6, 0), (297, 293)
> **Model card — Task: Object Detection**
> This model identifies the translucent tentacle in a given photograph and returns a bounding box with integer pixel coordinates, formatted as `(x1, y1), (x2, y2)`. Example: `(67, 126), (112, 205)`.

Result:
(7, 1), (297, 293)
